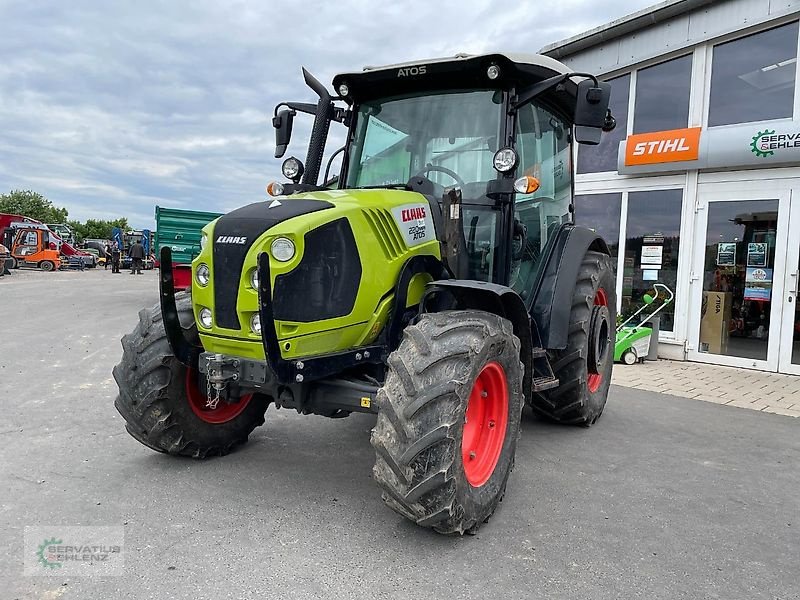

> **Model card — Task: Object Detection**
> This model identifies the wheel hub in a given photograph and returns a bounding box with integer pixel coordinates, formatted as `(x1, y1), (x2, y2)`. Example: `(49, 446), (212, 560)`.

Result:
(587, 288), (611, 393)
(185, 369), (253, 424)
(461, 361), (508, 487)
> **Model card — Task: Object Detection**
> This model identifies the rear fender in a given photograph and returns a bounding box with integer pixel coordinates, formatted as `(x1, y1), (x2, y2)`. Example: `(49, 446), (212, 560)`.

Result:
(530, 224), (611, 350)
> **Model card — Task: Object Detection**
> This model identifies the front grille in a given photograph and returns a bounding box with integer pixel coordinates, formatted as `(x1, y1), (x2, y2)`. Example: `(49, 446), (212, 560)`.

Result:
(272, 218), (361, 323)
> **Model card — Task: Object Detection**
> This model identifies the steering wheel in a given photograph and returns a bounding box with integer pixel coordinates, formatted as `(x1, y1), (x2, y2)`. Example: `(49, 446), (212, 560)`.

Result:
(414, 165), (466, 189)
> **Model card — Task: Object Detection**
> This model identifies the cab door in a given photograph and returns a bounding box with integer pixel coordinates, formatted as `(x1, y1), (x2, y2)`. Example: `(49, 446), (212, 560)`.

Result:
(12, 229), (41, 260)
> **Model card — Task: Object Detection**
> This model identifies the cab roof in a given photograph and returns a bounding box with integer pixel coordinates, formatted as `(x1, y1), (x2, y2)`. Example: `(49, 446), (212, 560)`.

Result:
(332, 52), (573, 106)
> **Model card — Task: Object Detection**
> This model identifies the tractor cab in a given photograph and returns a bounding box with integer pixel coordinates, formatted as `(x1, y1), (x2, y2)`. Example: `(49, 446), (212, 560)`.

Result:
(272, 53), (613, 301)
(8, 224), (61, 271)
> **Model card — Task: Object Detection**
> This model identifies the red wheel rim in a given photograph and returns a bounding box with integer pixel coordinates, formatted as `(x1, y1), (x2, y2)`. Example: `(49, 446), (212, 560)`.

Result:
(185, 369), (253, 424)
(461, 361), (509, 487)
(587, 288), (608, 393)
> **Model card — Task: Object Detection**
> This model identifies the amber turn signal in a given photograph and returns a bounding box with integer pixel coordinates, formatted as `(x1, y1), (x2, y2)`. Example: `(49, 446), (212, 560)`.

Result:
(513, 175), (540, 194)
(266, 181), (284, 196)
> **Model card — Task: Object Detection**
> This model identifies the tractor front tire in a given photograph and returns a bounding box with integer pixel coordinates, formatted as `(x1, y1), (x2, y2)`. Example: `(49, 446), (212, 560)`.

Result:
(371, 310), (524, 535)
(39, 260), (55, 272)
(113, 293), (269, 458)
(530, 250), (616, 426)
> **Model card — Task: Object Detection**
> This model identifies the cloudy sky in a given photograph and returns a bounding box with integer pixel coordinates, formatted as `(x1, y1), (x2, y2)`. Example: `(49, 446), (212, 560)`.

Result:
(0, 0), (655, 228)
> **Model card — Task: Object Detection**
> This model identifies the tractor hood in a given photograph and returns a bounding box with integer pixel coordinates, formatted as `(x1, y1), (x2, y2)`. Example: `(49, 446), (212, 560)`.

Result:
(205, 188), (439, 331)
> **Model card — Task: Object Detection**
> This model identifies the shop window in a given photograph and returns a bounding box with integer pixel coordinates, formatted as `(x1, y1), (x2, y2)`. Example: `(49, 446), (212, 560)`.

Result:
(708, 21), (799, 127)
(623, 189), (683, 332)
(574, 193), (622, 267)
(633, 55), (692, 134)
(577, 74), (630, 174)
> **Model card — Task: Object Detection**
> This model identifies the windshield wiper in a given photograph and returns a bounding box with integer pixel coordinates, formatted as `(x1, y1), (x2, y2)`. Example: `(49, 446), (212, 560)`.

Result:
(351, 184), (412, 191)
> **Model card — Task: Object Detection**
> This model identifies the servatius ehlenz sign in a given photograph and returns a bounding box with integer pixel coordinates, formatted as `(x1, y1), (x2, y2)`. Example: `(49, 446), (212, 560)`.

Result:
(617, 121), (800, 174)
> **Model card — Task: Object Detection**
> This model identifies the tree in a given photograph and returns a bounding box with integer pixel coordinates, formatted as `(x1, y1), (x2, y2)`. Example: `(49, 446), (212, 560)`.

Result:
(68, 218), (129, 242)
(0, 190), (69, 223)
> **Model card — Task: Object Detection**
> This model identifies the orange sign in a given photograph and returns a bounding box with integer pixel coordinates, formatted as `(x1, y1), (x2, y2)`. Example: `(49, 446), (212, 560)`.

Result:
(624, 127), (702, 166)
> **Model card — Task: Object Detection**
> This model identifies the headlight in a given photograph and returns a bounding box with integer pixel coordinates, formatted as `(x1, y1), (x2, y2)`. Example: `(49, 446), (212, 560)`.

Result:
(250, 313), (261, 335)
(281, 157), (304, 182)
(250, 267), (259, 290)
(271, 237), (295, 262)
(486, 64), (500, 80)
(493, 148), (518, 172)
(337, 82), (349, 97)
(200, 232), (207, 251)
(196, 263), (210, 286)
(198, 307), (213, 329)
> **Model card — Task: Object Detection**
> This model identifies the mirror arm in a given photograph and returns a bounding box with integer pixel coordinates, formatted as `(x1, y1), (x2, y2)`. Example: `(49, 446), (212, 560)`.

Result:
(274, 101), (317, 117)
(511, 72), (600, 113)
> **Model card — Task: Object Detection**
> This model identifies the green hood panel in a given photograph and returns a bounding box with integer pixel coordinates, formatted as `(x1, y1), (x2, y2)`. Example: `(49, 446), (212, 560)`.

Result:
(191, 189), (442, 361)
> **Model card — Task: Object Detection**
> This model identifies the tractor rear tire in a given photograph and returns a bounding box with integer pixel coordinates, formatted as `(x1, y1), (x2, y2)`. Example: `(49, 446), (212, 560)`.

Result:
(113, 292), (269, 458)
(530, 250), (616, 426)
(371, 310), (524, 535)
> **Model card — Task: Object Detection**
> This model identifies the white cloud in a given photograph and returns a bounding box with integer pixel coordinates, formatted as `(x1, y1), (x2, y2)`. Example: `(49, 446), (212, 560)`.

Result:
(0, 0), (656, 227)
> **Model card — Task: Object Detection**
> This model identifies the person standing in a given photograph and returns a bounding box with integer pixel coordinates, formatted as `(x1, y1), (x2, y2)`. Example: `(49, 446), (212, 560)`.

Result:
(104, 242), (112, 270)
(111, 242), (122, 273)
(129, 238), (145, 275)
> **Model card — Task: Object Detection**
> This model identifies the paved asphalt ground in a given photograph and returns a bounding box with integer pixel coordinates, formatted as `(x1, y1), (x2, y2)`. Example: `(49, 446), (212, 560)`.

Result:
(1, 268), (798, 600)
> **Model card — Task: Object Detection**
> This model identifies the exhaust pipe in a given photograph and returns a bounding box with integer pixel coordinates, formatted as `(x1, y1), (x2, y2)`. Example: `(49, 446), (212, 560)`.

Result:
(301, 68), (333, 186)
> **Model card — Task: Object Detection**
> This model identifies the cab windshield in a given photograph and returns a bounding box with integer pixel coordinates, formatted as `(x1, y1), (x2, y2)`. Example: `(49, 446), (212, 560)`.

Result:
(346, 90), (503, 190)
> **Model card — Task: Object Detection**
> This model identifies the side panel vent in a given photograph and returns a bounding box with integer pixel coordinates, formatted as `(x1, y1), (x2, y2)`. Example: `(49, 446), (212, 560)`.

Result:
(363, 209), (406, 260)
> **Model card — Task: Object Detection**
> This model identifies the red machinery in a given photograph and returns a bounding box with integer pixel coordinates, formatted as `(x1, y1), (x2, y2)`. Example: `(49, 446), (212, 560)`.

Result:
(0, 213), (95, 263)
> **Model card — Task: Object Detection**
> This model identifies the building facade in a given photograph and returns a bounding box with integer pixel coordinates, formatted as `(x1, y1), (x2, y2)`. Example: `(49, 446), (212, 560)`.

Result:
(542, 0), (800, 374)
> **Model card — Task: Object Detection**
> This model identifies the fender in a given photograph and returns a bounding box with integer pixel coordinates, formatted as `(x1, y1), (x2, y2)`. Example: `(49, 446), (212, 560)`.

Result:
(420, 280), (535, 402)
(529, 224), (611, 350)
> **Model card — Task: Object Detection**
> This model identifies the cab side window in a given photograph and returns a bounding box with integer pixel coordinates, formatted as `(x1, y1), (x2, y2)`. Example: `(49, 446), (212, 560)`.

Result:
(512, 104), (572, 298)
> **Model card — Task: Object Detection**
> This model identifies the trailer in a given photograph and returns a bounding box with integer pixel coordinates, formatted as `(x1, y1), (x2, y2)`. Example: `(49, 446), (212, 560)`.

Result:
(154, 206), (221, 289)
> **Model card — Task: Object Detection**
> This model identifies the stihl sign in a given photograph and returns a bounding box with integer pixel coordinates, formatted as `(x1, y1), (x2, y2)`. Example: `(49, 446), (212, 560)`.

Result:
(624, 127), (701, 166)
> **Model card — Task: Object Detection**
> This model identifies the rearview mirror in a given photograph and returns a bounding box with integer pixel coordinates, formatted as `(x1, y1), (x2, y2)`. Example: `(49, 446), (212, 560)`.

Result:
(573, 79), (611, 145)
(273, 109), (295, 158)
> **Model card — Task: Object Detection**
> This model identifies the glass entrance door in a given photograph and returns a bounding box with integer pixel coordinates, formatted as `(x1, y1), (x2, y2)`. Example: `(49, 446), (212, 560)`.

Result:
(689, 183), (791, 371)
(778, 192), (800, 375)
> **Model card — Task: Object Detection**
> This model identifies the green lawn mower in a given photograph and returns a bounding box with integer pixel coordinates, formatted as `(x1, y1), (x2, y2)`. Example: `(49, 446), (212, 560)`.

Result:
(114, 53), (619, 535)
(615, 283), (674, 365)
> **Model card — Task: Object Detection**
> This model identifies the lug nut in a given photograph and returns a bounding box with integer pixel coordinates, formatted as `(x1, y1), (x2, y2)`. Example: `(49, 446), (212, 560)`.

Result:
(481, 390), (488, 398)
(364, 351), (370, 358)
(355, 353), (362, 361)
(295, 374), (304, 383)
(469, 451), (476, 460)
(296, 361), (304, 370)
(488, 420), (495, 429)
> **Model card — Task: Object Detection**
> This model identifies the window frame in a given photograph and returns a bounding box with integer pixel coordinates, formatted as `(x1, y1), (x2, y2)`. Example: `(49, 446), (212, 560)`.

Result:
(702, 18), (800, 131)
(632, 53), (694, 135)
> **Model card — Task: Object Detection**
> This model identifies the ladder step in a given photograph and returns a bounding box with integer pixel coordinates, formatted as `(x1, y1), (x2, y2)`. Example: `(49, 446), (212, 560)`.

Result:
(532, 376), (559, 392)
(531, 347), (547, 358)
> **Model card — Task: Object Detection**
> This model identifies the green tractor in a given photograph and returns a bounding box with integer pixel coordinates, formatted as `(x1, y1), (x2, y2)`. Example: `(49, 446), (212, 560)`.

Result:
(114, 53), (617, 534)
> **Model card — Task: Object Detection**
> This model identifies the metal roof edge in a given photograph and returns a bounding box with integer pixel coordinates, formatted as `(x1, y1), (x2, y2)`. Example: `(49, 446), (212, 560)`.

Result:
(539, 0), (716, 59)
